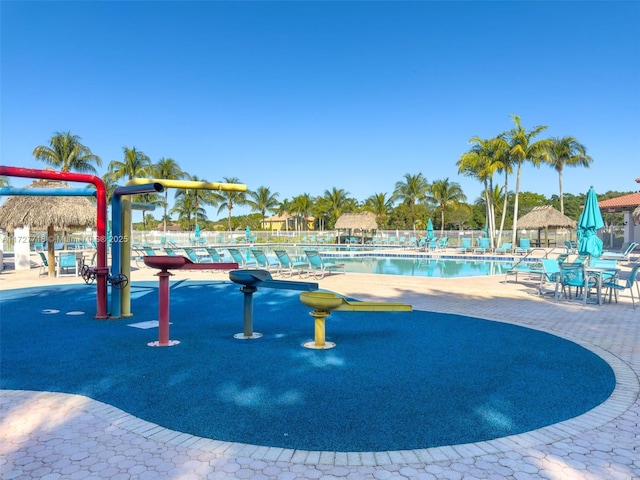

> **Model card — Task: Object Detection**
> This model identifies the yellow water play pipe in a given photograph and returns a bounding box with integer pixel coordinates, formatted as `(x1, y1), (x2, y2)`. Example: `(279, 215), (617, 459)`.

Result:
(299, 291), (412, 349)
(120, 179), (247, 317)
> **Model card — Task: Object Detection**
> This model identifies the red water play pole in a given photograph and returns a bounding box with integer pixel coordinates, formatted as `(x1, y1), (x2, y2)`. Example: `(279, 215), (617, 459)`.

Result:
(0, 166), (109, 319)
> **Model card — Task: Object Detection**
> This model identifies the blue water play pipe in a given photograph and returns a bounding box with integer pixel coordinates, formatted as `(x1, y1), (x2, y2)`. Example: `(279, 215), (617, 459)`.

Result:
(110, 183), (164, 318)
(0, 188), (96, 197)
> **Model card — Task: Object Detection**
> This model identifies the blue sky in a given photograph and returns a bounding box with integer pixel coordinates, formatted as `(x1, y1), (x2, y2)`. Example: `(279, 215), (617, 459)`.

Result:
(2, 0), (639, 221)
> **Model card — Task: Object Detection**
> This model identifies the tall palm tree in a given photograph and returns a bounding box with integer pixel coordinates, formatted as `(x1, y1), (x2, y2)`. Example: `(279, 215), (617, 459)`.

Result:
(107, 146), (153, 224)
(544, 136), (593, 214)
(290, 193), (314, 231)
(213, 176), (247, 231)
(426, 178), (467, 237)
(0, 176), (10, 188)
(391, 173), (429, 230)
(277, 198), (293, 231)
(171, 193), (206, 230)
(107, 146), (152, 182)
(33, 131), (102, 173)
(506, 115), (553, 245)
(364, 192), (394, 229)
(246, 186), (280, 229)
(457, 139), (501, 248)
(174, 175), (217, 230)
(152, 157), (186, 232)
(322, 187), (352, 228)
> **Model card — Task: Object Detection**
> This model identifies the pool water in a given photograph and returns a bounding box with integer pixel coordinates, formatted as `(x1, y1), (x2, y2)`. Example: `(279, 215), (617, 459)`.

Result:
(330, 257), (515, 277)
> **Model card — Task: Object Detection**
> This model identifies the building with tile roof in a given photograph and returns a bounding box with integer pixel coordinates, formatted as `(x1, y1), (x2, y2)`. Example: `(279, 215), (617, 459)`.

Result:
(598, 181), (640, 248)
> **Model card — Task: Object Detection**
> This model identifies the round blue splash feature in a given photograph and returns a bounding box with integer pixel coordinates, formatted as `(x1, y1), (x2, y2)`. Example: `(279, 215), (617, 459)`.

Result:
(0, 282), (615, 452)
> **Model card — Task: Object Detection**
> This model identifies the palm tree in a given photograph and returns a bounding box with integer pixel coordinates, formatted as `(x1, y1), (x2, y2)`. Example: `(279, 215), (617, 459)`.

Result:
(171, 193), (206, 230)
(152, 157), (186, 232)
(544, 136), (593, 214)
(321, 187), (352, 228)
(213, 176), (247, 231)
(457, 139), (501, 248)
(107, 146), (153, 224)
(290, 193), (314, 231)
(246, 186), (280, 229)
(391, 173), (429, 230)
(364, 192), (394, 229)
(506, 115), (553, 245)
(107, 146), (152, 182)
(0, 176), (10, 188)
(33, 131), (102, 173)
(174, 175), (217, 230)
(426, 178), (467, 237)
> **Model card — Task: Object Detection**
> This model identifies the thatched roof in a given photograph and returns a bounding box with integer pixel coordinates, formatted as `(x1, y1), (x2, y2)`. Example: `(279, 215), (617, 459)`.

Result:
(335, 211), (378, 230)
(517, 205), (577, 229)
(0, 178), (96, 233)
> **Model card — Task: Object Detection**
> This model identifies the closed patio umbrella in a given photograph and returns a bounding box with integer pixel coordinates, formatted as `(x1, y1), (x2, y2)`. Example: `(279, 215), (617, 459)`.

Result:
(577, 187), (604, 258)
(426, 218), (434, 239)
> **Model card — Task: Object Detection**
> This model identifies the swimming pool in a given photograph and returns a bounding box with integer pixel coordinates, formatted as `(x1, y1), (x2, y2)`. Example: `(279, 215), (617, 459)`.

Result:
(243, 248), (524, 278)
(325, 256), (516, 277)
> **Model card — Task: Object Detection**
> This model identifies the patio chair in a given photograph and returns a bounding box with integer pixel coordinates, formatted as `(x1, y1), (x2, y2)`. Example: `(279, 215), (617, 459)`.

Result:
(304, 250), (345, 279)
(57, 252), (79, 277)
(602, 264), (640, 309)
(250, 248), (279, 272)
(564, 240), (578, 254)
(495, 242), (513, 255)
(515, 238), (532, 255)
(474, 237), (490, 254)
(273, 249), (309, 277)
(554, 262), (595, 305)
(436, 237), (448, 251)
(527, 258), (561, 295)
(456, 237), (472, 253)
(227, 248), (257, 269)
(38, 251), (54, 276)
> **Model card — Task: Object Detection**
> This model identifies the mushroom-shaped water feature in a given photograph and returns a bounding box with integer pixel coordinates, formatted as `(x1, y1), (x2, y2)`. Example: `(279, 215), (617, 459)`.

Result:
(229, 269), (318, 339)
(143, 255), (238, 347)
(299, 291), (412, 349)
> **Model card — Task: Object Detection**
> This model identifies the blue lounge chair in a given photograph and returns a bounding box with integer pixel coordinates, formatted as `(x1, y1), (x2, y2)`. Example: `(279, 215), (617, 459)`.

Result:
(204, 247), (224, 262)
(227, 248), (257, 269)
(515, 238), (532, 255)
(304, 250), (345, 279)
(57, 252), (79, 277)
(599, 242), (638, 262)
(456, 237), (472, 253)
(474, 237), (491, 254)
(495, 242), (512, 255)
(273, 249), (309, 277)
(250, 248), (279, 272)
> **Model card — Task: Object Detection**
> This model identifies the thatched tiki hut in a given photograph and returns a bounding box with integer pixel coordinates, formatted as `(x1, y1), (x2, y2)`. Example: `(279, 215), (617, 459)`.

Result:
(0, 179), (96, 276)
(335, 212), (378, 243)
(517, 205), (577, 248)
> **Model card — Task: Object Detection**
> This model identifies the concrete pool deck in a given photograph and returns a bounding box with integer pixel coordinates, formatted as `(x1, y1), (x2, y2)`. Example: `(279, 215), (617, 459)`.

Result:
(1, 257), (639, 479)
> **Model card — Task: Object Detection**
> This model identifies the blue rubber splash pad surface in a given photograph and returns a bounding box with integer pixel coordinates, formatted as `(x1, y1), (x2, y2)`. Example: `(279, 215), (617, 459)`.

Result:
(0, 281), (615, 452)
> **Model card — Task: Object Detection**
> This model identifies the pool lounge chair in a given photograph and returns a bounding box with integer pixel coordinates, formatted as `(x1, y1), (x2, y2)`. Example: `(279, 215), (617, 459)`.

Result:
(204, 247), (224, 262)
(273, 249), (309, 277)
(495, 242), (512, 255)
(436, 237), (448, 251)
(599, 242), (638, 263)
(474, 237), (490, 254)
(515, 238), (532, 255)
(227, 248), (257, 269)
(456, 237), (472, 253)
(250, 248), (280, 272)
(304, 250), (345, 279)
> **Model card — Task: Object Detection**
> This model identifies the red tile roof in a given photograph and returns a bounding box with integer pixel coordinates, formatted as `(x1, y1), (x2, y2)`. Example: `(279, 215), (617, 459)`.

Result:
(598, 192), (640, 210)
